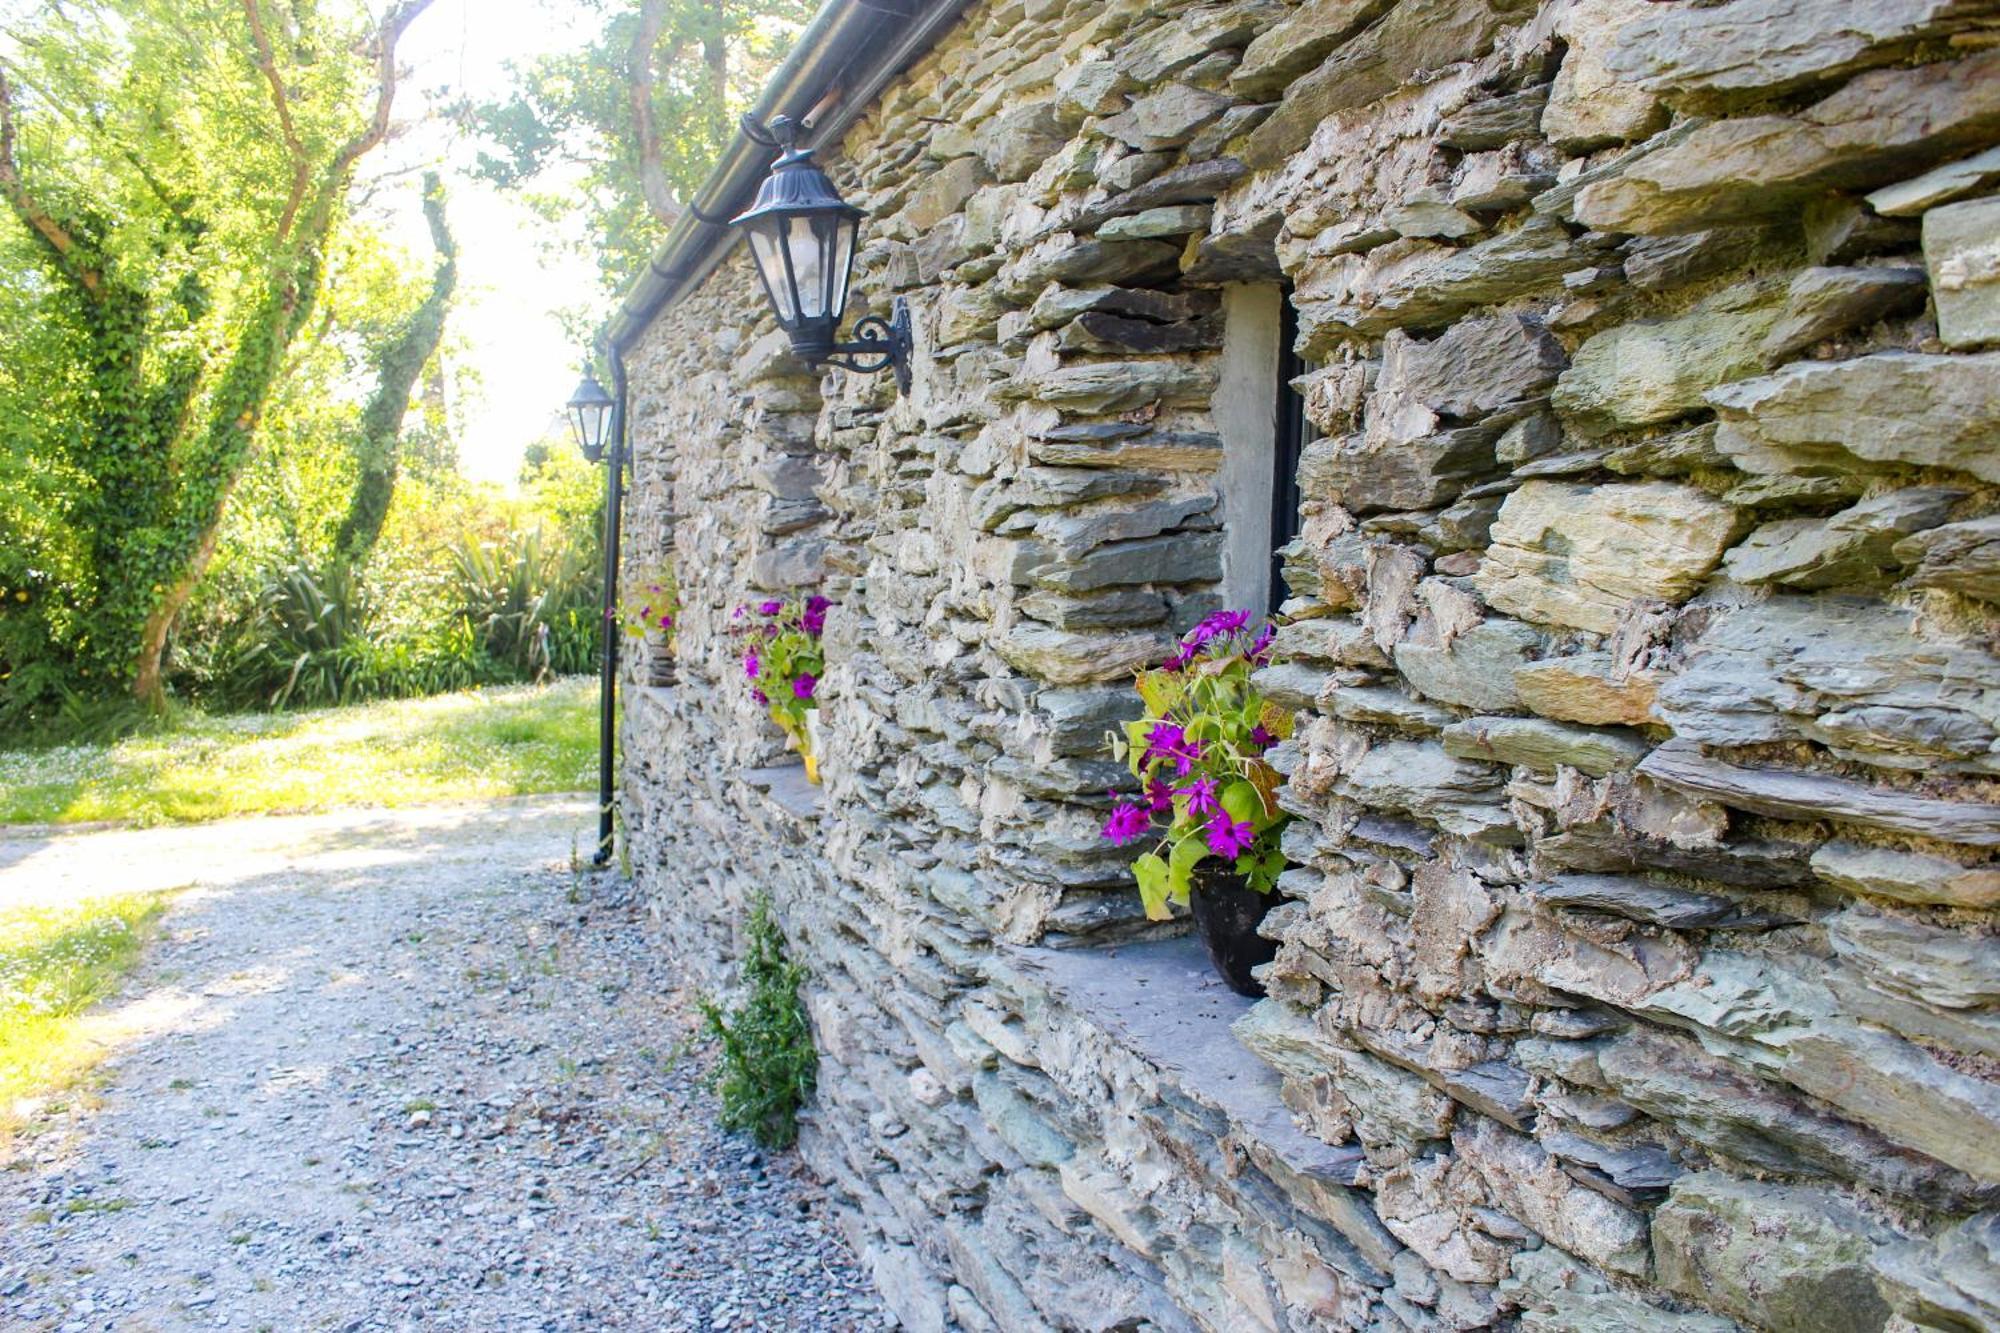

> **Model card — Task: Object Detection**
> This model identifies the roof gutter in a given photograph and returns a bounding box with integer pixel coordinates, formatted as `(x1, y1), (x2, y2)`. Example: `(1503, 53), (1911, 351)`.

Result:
(602, 0), (976, 355)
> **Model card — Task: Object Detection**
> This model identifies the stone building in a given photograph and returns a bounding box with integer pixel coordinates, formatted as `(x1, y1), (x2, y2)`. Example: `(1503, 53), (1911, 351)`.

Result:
(605, 0), (2000, 1328)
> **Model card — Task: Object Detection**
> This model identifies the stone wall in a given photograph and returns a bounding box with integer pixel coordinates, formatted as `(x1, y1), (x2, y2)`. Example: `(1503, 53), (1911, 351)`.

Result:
(619, 1), (2000, 1328)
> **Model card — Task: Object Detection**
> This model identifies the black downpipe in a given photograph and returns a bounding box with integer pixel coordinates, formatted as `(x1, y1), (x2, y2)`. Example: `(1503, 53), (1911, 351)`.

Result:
(592, 350), (629, 867)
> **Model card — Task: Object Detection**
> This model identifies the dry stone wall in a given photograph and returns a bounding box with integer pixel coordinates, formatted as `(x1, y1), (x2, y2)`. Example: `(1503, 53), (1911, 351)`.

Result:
(620, 1), (2000, 1328)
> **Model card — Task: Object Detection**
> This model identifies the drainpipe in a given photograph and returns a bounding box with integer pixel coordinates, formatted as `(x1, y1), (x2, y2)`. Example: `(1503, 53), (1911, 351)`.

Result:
(592, 347), (629, 867)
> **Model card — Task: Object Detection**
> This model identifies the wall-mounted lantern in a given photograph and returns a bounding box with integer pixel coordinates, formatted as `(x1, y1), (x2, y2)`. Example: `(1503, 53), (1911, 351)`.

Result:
(566, 371), (616, 464)
(733, 114), (912, 394)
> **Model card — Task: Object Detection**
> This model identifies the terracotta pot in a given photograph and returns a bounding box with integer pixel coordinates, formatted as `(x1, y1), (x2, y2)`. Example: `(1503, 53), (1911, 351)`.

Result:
(1190, 869), (1279, 997)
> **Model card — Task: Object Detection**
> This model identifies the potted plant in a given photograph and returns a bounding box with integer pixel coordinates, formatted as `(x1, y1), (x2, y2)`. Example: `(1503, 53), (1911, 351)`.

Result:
(734, 594), (829, 783)
(620, 562), (681, 687)
(1103, 610), (1291, 996)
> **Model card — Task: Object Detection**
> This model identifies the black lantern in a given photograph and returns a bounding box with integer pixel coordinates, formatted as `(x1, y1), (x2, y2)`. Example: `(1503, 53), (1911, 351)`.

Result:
(733, 114), (912, 394)
(566, 371), (615, 463)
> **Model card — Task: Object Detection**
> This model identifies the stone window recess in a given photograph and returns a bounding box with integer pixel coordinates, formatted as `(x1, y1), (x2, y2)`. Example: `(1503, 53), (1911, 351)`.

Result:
(1218, 284), (1316, 617)
(1271, 293), (1314, 616)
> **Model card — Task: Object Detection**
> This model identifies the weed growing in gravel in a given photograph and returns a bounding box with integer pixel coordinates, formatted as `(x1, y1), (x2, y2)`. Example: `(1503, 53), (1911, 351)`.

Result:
(0, 893), (165, 1134)
(698, 897), (817, 1150)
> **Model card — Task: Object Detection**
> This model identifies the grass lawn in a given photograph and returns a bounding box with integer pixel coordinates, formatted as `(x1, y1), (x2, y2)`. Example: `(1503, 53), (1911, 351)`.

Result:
(0, 892), (166, 1133)
(0, 676), (598, 826)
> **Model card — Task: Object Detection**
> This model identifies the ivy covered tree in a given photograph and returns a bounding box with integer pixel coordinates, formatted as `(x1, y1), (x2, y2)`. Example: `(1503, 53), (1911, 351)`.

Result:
(468, 0), (813, 299)
(334, 170), (457, 566)
(0, 0), (433, 710)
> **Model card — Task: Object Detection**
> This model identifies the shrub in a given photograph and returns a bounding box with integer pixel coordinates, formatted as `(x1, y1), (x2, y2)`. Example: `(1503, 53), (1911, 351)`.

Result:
(698, 897), (816, 1150)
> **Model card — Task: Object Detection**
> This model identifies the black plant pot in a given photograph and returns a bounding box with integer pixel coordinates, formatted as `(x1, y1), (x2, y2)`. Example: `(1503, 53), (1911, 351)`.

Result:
(1190, 869), (1279, 998)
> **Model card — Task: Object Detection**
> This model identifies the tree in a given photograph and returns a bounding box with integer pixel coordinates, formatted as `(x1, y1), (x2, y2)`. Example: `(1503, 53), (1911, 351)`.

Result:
(333, 170), (457, 565)
(0, 0), (433, 709)
(468, 0), (813, 299)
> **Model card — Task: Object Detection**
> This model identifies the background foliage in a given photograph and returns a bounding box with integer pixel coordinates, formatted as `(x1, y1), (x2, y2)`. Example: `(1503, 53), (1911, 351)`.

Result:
(0, 0), (807, 741)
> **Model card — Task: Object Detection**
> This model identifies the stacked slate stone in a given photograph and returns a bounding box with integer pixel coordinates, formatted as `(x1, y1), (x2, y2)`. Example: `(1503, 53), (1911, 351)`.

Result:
(618, 0), (2000, 1329)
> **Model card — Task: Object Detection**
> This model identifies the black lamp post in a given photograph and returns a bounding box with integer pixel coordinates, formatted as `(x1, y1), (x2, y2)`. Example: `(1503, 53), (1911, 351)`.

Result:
(568, 363), (624, 867)
(733, 115), (913, 393)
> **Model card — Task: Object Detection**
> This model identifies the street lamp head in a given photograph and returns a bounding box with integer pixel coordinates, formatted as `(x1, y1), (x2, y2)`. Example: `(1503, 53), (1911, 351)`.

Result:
(733, 114), (912, 394)
(566, 370), (615, 463)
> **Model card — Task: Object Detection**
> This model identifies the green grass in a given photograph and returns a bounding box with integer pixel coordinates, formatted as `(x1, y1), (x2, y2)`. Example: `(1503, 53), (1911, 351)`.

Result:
(0, 677), (597, 826)
(0, 893), (166, 1124)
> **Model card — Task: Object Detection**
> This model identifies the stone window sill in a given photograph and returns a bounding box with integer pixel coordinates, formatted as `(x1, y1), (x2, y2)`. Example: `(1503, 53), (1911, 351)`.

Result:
(1009, 935), (1364, 1189)
(739, 763), (824, 823)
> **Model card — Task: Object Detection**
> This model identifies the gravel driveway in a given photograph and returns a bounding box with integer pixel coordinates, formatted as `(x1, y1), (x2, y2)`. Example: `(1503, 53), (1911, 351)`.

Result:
(0, 798), (884, 1331)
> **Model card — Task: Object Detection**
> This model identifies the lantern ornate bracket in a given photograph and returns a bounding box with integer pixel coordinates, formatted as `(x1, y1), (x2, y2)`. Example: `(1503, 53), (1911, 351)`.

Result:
(824, 300), (913, 394)
(733, 114), (914, 396)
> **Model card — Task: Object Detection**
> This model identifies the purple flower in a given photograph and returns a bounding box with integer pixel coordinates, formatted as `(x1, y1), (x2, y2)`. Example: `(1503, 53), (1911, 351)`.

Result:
(751, 688), (769, 705)
(806, 595), (832, 615)
(1142, 722), (1187, 763)
(1143, 721), (1205, 777)
(1178, 776), (1219, 815)
(1199, 609), (1251, 642)
(1101, 801), (1153, 845)
(1250, 725), (1275, 749)
(1204, 811), (1257, 859)
(1144, 777), (1175, 817)
(792, 673), (818, 700)
(1249, 622), (1275, 662)
(731, 605), (746, 621)
(802, 598), (828, 636)
(658, 613), (674, 629)
(758, 599), (784, 615)
(743, 649), (761, 680)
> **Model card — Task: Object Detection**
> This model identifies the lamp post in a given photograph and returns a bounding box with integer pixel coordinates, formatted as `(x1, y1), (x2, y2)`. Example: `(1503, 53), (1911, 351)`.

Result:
(568, 366), (623, 866)
(733, 115), (913, 393)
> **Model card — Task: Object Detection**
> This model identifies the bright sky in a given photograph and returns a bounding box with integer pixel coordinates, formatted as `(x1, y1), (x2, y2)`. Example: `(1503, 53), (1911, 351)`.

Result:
(365, 0), (609, 487)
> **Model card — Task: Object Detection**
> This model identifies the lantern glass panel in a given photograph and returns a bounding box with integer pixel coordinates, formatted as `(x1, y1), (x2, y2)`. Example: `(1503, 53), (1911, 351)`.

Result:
(568, 401), (608, 459)
(787, 215), (826, 320)
(829, 214), (857, 323)
(747, 224), (795, 325)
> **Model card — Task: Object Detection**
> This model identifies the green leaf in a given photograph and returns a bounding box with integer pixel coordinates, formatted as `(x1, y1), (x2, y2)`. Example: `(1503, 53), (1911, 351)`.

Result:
(1220, 778), (1262, 825)
(1133, 852), (1171, 920)
(1168, 832), (1207, 906)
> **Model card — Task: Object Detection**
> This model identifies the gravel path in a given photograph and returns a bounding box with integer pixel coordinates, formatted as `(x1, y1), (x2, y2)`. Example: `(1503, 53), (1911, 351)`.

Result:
(0, 798), (884, 1332)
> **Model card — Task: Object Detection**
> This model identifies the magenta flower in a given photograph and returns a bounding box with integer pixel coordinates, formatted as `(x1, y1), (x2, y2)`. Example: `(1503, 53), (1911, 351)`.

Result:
(1142, 722), (1187, 763)
(1250, 725), (1275, 749)
(743, 649), (761, 679)
(751, 687), (768, 705)
(658, 613), (674, 629)
(802, 596), (829, 636)
(1178, 776), (1219, 815)
(1101, 802), (1153, 845)
(1249, 622), (1275, 661)
(792, 673), (818, 700)
(1144, 777), (1175, 817)
(758, 599), (784, 615)
(731, 605), (746, 621)
(1205, 811), (1257, 859)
